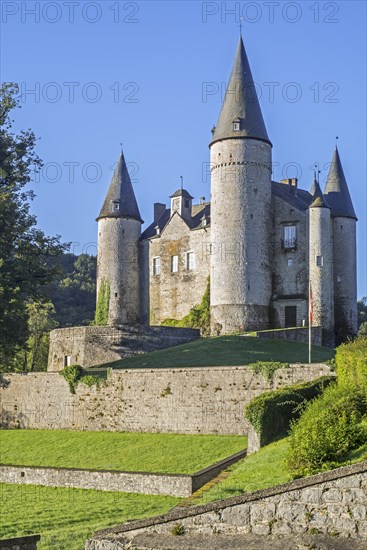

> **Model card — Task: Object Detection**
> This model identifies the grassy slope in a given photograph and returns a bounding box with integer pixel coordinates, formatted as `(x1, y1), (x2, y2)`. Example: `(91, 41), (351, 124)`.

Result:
(0, 483), (179, 550)
(0, 431), (247, 474)
(189, 438), (291, 505)
(91, 335), (334, 372)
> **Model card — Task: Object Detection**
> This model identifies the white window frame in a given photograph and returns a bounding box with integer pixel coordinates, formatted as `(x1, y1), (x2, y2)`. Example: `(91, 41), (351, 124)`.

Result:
(284, 225), (297, 249)
(186, 251), (195, 270)
(233, 121), (240, 131)
(153, 257), (161, 275)
(171, 255), (178, 273)
(64, 355), (72, 367)
(316, 255), (324, 267)
(113, 202), (120, 211)
(287, 258), (294, 267)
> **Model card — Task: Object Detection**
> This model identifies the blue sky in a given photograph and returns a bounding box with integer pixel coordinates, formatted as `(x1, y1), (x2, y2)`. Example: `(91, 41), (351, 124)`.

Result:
(1, 0), (366, 297)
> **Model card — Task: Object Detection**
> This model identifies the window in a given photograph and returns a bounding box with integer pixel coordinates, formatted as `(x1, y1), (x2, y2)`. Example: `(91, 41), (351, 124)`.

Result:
(153, 257), (160, 275)
(184, 199), (190, 208)
(316, 255), (323, 267)
(171, 255), (178, 273)
(287, 258), (294, 267)
(113, 201), (120, 211)
(187, 251), (195, 270)
(283, 225), (297, 249)
(232, 119), (240, 131)
(337, 275), (342, 283)
(64, 355), (71, 367)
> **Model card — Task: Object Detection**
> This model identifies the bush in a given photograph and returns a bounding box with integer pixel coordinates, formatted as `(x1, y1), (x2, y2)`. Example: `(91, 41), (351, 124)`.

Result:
(287, 383), (367, 478)
(358, 322), (367, 338)
(247, 361), (289, 382)
(60, 364), (100, 393)
(245, 376), (335, 447)
(336, 337), (367, 391)
(161, 278), (210, 335)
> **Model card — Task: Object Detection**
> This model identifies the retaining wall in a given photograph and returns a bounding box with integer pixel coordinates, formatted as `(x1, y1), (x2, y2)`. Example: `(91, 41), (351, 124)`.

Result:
(0, 364), (330, 435)
(257, 326), (322, 346)
(0, 449), (246, 498)
(48, 325), (199, 371)
(0, 536), (40, 549)
(86, 461), (367, 548)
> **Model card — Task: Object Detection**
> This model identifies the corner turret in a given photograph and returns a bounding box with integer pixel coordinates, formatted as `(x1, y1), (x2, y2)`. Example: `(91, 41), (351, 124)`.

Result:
(324, 146), (357, 341)
(97, 150), (143, 325)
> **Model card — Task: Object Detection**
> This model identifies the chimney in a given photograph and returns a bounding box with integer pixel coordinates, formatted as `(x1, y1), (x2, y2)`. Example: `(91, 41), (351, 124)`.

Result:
(280, 178), (298, 195)
(154, 202), (166, 222)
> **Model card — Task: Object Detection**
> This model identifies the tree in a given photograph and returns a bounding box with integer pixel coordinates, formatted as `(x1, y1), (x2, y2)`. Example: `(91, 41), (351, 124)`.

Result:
(0, 83), (66, 369)
(357, 297), (367, 328)
(26, 301), (58, 371)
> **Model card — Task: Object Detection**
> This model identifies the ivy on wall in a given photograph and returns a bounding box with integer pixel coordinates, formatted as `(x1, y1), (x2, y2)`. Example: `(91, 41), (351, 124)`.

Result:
(94, 279), (110, 326)
(161, 278), (210, 335)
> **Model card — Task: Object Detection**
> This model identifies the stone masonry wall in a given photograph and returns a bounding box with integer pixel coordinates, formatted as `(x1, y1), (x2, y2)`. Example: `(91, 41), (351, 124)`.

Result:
(0, 536), (40, 550)
(148, 213), (211, 325)
(48, 325), (199, 371)
(86, 461), (367, 548)
(0, 364), (330, 434)
(257, 326), (322, 346)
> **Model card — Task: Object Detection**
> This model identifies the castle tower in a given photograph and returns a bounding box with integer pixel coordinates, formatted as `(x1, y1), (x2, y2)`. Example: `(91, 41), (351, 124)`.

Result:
(96, 151), (143, 325)
(309, 176), (334, 346)
(209, 35), (272, 334)
(324, 146), (358, 341)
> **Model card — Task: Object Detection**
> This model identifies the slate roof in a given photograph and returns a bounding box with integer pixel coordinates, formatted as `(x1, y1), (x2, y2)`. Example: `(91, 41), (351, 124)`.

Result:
(324, 147), (357, 219)
(140, 203), (210, 241)
(211, 36), (271, 146)
(271, 181), (313, 211)
(97, 152), (143, 223)
(310, 177), (330, 209)
(170, 188), (194, 199)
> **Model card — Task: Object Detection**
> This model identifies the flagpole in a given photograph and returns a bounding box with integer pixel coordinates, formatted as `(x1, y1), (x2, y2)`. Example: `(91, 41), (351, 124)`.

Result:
(309, 279), (312, 364)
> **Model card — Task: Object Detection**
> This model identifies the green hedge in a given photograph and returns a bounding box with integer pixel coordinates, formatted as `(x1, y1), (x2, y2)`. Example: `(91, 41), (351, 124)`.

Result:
(336, 336), (367, 391)
(287, 383), (367, 478)
(244, 376), (335, 447)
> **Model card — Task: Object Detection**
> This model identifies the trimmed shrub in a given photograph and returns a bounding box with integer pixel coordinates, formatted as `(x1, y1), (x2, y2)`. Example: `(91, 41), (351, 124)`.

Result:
(245, 376), (335, 447)
(336, 336), (367, 391)
(287, 383), (367, 478)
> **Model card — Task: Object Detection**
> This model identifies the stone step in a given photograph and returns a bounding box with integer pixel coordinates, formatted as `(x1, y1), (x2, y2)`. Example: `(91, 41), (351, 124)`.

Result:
(128, 532), (366, 550)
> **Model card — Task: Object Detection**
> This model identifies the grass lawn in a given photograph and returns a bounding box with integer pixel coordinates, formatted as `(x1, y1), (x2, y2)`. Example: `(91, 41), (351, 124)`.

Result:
(0, 430), (247, 474)
(0, 483), (180, 550)
(90, 335), (334, 372)
(188, 438), (291, 505)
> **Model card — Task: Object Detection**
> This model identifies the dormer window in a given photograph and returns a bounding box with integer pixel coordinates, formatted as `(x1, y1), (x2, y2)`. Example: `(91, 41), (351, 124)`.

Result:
(232, 118), (240, 131)
(113, 201), (120, 211)
(155, 225), (160, 236)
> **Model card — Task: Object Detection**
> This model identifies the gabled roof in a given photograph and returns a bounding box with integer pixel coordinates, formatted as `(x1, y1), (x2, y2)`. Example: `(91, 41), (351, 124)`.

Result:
(271, 181), (313, 211)
(324, 146), (357, 219)
(140, 203), (210, 241)
(211, 36), (271, 146)
(97, 152), (143, 223)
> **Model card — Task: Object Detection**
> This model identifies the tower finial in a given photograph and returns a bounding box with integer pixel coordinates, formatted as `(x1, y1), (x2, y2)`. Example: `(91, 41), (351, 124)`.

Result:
(239, 16), (244, 36)
(335, 136), (339, 149)
(180, 176), (183, 190)
(120, 142), (123, 153)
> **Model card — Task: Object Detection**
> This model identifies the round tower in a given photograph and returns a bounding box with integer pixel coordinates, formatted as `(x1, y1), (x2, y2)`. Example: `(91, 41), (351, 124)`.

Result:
(324, 146), (358, 341)
(96, 151), (143, 325)
(210, 36), (272, 334)
(308, 179), (334, 346)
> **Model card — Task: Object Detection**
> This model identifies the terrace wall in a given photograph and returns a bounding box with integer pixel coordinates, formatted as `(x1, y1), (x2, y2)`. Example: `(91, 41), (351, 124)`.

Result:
(0, 364), (330, 435)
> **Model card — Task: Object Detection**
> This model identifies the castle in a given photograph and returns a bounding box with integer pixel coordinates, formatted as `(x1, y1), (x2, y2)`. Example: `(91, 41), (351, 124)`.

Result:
(95, 35), (357, 347)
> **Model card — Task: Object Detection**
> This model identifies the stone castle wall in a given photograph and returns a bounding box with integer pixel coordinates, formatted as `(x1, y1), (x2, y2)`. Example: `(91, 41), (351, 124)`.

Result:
(48, 325), (199, 371)
(146, 213), (211, 325)
(0, 536), (40, 550)
(0, 364), (330, 434)
(86, 461), (367, 548)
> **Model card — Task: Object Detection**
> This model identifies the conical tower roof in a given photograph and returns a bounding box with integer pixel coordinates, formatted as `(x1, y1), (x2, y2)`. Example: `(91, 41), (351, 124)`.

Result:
(210, 35), (271, 146)
(310, 173), (330, 209)
(324, 146), (357, 219)
(97, 151), (143, 222)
